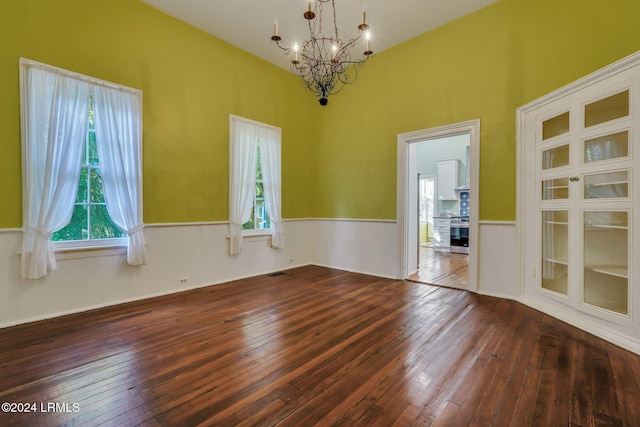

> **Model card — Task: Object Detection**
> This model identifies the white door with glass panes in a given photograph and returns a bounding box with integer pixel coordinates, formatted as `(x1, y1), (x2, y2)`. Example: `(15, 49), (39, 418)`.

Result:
(521, 55), (639, 328)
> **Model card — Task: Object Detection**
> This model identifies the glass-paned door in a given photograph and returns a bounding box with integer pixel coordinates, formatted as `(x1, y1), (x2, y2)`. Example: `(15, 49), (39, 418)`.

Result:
(521, 51), (640, 343)
(583, 211), (629, 315)
(541, 210), (569, 295)
(534, 85), (634, 319)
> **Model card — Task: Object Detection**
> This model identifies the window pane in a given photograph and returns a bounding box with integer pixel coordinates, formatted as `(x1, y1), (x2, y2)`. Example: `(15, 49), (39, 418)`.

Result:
(541, 210), (569, 295)
(542, 112), (569, 140)
(583, 211), (628, 315)
(256, 146), (263, 181)
(76, 168), (88, 203)
(584, 170), (629, 199)
(52, 204), (88, 241)
(256, 181), (264, 199)
(88, 131), (99, 165)
(80, 137), (88, 165)
(255, 199), (269, 229)
(242, 207), (256, 230)
(88, 95), (95, 130)
(90, 168), (105, 203)
(90, 204), (126, 239)
(584, 90), (629, 128)
(584, 131), (628, 163)
(542, 177), (569, 200)
(542, 144), (569, 169)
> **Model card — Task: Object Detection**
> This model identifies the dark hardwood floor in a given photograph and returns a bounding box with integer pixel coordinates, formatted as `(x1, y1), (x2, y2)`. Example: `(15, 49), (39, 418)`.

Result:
(414, 246), (469, 290)
(1, 265), (639, 426)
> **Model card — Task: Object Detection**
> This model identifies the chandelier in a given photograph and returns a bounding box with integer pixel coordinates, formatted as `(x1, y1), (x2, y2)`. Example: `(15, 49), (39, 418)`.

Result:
(271, 0), (373, 106)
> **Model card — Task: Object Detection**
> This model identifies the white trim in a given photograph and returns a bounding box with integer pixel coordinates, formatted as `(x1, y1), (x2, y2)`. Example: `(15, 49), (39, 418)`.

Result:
(225, 233), (272, 241)
(242, 228), (273, 237)
(479, 220), (516, 226)
(19, 58), (141, 95)
(16, 241), (142, 260)
(309, 217), (396, 223)
(229, 114), (281, 132)
(0, 263), (313, 330)
(143, 218), (397, 227)
(145, 221), (229, 228)
(397, 119), (480, 292)
(0, 228), (21, 234)
(518, 295), (640, 355)
(53, 237), (127, 250)
(518, 51), (640, 113)
(478, 290), (516, 300)
(312, 263), (398, 280)
(55, 245), (128, 261)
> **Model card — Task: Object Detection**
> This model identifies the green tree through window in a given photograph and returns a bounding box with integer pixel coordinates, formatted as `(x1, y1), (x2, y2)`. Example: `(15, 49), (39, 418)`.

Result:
(51, 95), (126, 242)
(242, 142), (271, 231)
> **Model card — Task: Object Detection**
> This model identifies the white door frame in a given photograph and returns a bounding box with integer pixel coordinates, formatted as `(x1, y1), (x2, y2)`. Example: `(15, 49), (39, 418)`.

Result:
(396, 119), (480, 292)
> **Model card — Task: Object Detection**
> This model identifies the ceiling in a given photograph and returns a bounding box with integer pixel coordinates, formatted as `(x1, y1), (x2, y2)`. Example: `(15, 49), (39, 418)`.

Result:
(139, 0), (498, 71)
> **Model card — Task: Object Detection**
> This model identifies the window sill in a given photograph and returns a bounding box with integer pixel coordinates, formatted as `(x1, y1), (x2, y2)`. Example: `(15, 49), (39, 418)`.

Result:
(54, 244), (128, 260)
(226, 230), (273, 241)
(18, 244), (128, 261)
(242, 229), (273, 237)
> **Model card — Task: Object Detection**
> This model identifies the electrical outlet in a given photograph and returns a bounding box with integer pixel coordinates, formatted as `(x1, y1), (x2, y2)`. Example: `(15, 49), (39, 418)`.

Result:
(289, 258), (294, 263)
(179, 277), (188, 285)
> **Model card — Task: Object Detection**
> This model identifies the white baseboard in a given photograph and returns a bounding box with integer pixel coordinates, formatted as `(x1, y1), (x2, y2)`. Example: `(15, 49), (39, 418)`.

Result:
(312, 263), (398, 281)
(0, 262), (313, 330)
(477, 290), (516, 300)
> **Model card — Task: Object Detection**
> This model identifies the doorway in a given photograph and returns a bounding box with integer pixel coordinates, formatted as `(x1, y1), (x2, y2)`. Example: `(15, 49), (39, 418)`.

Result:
(396, 120), (480, 292)
(419, 176), (435, 245)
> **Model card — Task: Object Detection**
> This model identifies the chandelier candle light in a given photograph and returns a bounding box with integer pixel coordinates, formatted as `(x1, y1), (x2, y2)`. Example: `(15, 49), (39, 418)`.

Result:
(271, 0), (373, 106)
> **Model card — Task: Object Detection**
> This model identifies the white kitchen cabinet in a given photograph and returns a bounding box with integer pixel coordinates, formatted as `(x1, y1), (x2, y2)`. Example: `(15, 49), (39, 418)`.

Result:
(433, 217), (450, 252)
(521, 53), (639, 328)
(437, 160), (459, 200)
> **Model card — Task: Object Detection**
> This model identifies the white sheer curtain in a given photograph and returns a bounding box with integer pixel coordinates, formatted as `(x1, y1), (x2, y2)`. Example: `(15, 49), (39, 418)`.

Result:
(93, 85), (147, 265)
(260, 127), (284, 249)
(21, 65), (89, 279)
(229, 118), (259, 255)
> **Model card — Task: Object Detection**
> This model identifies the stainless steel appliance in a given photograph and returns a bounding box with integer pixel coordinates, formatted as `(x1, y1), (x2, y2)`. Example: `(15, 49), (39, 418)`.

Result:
(450, 216), (469, 254)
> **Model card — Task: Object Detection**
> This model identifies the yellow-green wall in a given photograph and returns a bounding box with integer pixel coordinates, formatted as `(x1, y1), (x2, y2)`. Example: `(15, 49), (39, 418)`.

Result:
(313, 0), (640, 220)
(0, 0), (315, 227)
(3, 0), (640, 228)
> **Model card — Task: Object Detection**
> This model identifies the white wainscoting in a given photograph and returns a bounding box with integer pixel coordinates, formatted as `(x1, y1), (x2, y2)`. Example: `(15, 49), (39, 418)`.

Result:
(310, 219), (399, 279)
(1, 219), (519, 328)
(0, 221), (313, 328)
(476, 221), (518, 299)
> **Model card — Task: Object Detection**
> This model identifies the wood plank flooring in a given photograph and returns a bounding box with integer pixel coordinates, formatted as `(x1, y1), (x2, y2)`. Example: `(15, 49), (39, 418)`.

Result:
(1, 265), (639, 426)
(414, 246), (468, 290)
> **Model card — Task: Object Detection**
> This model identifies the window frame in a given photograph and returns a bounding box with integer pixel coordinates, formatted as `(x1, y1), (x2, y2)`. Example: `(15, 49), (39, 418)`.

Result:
(19, 58), (142, 253)
(51, 96), (128, 248)
(228, 115), (282, 247)
(242, 141), (272, 236)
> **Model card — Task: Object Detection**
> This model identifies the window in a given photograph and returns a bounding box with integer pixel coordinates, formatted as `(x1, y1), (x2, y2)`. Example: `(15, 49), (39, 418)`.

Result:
(242, 142), (271, 232)
(20, 58), (147, 279)
(229, 115), (283, 255)
(52, 95), (127, 245)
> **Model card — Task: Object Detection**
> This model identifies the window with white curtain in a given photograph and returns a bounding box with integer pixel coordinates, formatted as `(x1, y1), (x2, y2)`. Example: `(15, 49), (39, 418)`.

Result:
(242, 142), (271, 232)
(51, 93), (128, 246)
(229, 115), (283, 255)
(19, 58), (147, 279)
